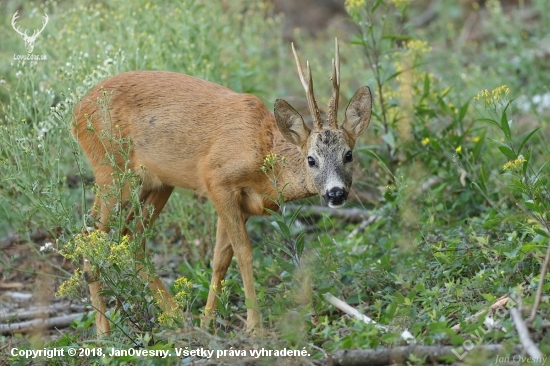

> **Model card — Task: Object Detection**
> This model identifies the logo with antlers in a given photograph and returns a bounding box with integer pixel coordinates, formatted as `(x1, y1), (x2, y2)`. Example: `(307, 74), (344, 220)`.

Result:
(12, 11), (49, 54)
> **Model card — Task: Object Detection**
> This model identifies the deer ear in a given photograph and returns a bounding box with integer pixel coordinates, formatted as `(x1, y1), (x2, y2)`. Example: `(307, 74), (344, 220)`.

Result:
(341, 86), (372, 140)
(274, 99), (311, 146)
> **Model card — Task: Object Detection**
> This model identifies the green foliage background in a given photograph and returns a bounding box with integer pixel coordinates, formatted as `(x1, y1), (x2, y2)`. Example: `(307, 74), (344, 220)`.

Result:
(1, 0), (550, 364)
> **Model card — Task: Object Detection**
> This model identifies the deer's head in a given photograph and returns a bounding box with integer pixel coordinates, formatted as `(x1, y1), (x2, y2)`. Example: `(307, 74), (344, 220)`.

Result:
(274, 39), (372, 208)
(12, 11), (48, 54)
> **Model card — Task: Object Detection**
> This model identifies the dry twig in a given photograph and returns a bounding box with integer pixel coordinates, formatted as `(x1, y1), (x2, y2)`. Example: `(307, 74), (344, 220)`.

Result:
(345, 215), (379, 240)
(528, 241), (550, 322)
(324, 293), (414, 342)
(0, 312), (91, 334)
(0, 282), (24, 290)
(289, 205), (373, 224)
(0, 303), (88, 322)
(330, 345), (506, 366)
(510, 308), (542, 360)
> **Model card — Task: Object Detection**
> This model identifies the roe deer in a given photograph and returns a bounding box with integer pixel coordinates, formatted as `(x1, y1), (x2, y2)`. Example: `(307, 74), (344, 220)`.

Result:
(72, 39), (372, 336)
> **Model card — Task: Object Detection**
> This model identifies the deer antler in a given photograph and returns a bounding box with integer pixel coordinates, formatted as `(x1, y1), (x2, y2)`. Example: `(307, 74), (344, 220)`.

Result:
(11, 11), (27, 37)
(291, 42), (323, 131)
(11, 12), (48, 40)
(33, 14), (49, 39)
(327, 38), (340, 129)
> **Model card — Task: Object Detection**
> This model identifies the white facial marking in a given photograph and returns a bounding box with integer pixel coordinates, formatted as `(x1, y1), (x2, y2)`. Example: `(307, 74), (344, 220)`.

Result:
(324, 175), (345, 195)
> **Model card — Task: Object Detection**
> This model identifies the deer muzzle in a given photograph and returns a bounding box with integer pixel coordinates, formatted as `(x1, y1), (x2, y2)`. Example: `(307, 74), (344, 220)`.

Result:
(324, 187), (348, 208)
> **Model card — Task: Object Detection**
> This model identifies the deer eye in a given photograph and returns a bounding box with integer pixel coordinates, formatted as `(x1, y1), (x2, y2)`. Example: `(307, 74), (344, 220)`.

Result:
(344, 151), (353, 162)
(307, 156), (316, 167)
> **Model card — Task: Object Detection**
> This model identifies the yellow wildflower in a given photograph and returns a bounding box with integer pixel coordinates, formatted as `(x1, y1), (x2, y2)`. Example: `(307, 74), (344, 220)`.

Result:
(157, 312), (175, 327)
(174, 277), (193, 292)
(264, 153), (278, 165)
(421, 137), (430, 146)
(473, 89), (490, 103)
(473, 85), (510, 106)
(174, 291), (189, 305)
(261, 152), (284, 175)
(56, 269), (84, 299)
(173, 276), (194, 308)
(108, 235), (132, 267)
(491, 85), (510, 102)
(405, 40), (431, 55)
(455, 146), (462, 153)
(345, 0), (365, 10)
(503, 156), (526, 172)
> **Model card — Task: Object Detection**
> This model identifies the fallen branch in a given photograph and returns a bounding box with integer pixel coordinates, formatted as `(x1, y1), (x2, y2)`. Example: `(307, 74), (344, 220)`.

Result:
(345, 215), (379, 240)
(0, 312), (91, 335)
(1, 291), (33, 300)
(511, 308), (542, 359)
(288, 205), (373, 224)
(0, 303), (89, 322)
(324, 293), (384, 329)
(528, 237), (550, 322)
(0, 282), (24, 290)
(451, 295), (509, 332)
(330, 345), (506, 366)
(324, 293), (414, 342)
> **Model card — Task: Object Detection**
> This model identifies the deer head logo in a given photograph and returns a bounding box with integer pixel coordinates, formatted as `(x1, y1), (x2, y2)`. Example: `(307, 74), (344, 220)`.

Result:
(12, 11), (48, 54)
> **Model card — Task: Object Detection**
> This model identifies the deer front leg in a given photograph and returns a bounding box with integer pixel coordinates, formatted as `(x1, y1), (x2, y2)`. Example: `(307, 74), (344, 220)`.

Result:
(209, 191), (260, 331)
(204, 217), (234, 326)
(234, 239), (260, 331)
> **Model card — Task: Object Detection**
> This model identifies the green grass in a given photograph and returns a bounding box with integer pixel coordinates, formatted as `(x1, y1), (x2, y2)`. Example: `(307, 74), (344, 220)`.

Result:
(1, 0), (550, 365)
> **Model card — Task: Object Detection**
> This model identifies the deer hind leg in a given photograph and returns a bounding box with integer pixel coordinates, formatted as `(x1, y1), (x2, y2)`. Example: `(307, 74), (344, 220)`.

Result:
(84, 258), (110, 337)
(124, 185), (178, 315)
(203, 217), (234, 326)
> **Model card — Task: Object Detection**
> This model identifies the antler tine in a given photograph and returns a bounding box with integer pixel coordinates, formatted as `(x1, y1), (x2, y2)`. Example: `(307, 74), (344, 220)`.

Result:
(31, 14), (48, 38)
(40, 14), (49, 32)
(328, 38), (340, 129)
(291, 42), (323, 130)
(305, 61), (323, 130)
(11, 11), (26, 37)
(291, 42), (308, 93)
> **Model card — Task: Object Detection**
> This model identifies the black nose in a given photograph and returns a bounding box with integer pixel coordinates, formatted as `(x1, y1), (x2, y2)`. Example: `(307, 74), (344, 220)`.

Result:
(324, 187), (348, 206)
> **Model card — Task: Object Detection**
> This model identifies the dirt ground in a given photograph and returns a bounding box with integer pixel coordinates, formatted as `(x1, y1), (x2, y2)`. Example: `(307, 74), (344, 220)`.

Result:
(0, 230), (86, 338)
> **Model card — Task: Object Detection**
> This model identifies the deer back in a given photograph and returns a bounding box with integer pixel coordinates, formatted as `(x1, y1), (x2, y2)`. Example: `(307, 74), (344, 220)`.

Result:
(73, 71), (286, 210)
